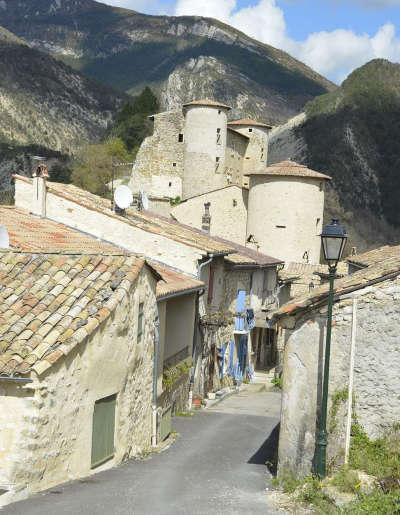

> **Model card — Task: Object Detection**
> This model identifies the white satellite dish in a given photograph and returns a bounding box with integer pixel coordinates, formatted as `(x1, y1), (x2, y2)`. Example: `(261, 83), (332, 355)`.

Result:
(114, 185), (133, 210)
(140, 190), (149, 211)
(0, 226), (9, 249)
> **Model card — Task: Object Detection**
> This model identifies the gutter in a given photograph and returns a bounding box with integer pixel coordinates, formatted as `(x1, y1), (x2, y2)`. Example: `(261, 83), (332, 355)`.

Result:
(157, 286), (205, 302)
(0, 376), (33, 384)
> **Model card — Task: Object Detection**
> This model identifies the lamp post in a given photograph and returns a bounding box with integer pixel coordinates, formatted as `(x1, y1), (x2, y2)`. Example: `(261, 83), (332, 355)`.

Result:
(315, 219), (348, 478)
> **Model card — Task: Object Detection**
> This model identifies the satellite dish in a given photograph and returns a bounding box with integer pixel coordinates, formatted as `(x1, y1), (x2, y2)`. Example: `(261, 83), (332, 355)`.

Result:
(140, 190), (149, 211)
(0, 226), (9, 249)
(114, 185), (133, 210)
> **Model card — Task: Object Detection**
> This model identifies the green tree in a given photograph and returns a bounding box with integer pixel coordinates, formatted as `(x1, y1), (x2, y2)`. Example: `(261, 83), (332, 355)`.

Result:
(71, 137), (130, 197)
(110, 86), (159, 153)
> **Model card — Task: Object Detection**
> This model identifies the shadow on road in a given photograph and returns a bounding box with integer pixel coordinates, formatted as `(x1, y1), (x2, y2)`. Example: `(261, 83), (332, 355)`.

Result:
(247, 422), (280, 475)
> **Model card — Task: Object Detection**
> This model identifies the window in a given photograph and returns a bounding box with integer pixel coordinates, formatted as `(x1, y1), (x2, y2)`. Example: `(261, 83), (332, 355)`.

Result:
(276, 225), (286, 229)
(137, 302), (144, 343)
(168, 181), (172, 187)
(218, 110), (222, 114)
(178, 133), (184, 142)
(249, 128), (253, 133)
(91, 394), (117, 468)
(261, 148), (264, 161)
(216, 157), (220, 163)
(233, 199), (237, 207)
(217, 128), (221, 144)
(172, 162), (177, 167)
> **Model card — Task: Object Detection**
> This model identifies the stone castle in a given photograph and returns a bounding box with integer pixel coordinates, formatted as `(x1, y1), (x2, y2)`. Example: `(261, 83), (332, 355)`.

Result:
(129, 98), (331, 265)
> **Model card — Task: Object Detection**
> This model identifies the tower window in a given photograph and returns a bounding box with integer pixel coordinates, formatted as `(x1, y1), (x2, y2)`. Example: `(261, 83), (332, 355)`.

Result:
(276, 225), (286, 229)
(217, 128), (221, 144)
(169, 182), (172, 187)
(216, 157), (220, 163)
(218, 110), (222, 114)
(249, 128), (253, 133)
(178, 133), (184, 142)
(233, 199), (237, 207)
(172, 162), (177, 167)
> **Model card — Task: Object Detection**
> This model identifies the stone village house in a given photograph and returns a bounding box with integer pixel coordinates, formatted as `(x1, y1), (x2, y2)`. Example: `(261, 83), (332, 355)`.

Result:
(269, 247), (400, 478)
(13, 172), (282, 396)
(0, 205), (205, 505)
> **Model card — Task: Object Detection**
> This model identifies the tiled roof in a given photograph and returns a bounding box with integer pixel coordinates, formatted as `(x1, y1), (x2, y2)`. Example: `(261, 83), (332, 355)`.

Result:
(347, 245), (400, 268)
(227, 127), (250, 139)
(0, 250), (145, 378)
(245, 160), (331, 180)
(228, 118), (273, 129)
(183, 99), (231, 110)
(280, 261), (348, 281)
(152, 262), (204, 300)
(0, 206), (122, 254)
(14, 176), (280, 267)
(271, 255), (400, 319)
(224, 243), (283, 268)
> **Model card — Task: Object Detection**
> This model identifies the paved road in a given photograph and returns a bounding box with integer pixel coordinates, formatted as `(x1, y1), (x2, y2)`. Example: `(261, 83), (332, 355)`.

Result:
(5, 387), (282, 515)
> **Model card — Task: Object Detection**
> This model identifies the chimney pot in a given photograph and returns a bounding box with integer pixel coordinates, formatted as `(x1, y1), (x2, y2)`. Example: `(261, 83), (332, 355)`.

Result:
(202, 202), (211, 233)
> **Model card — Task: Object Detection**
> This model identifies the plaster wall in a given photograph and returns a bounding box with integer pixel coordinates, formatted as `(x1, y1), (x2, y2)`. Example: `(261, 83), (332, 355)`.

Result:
(183, 106), (229, 199)
(15, 180), (204, 276)
(225, 130), (247, 186)
(279, 277), (400, 478)
(129, 111), (184, 196)
(0, 268), (157, 500)
(171, 186), (248, 245)
(247, 176), (325, 264)
(164, 294), (196, 362)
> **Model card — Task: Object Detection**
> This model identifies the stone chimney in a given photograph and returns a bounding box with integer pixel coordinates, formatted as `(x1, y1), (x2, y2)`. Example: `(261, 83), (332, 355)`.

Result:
(202, 202), (211, 233)
(32, 163), (49, 218)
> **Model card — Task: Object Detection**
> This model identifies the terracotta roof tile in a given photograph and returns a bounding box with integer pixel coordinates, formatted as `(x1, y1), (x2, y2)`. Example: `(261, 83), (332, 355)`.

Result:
(0, 250), (146, 378)
(14, 176), (281, 267)
(228, 118), (273, 129)
(245, 160), (331, 179)
(347, 245), (400, 268)
(183, 99), (231, 110)
(271, 254), (400, 319)
(151, 262), (204, 300)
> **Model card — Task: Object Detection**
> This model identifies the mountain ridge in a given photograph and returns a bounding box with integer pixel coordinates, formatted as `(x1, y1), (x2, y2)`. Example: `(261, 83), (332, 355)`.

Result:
(0, 0), (335, 124)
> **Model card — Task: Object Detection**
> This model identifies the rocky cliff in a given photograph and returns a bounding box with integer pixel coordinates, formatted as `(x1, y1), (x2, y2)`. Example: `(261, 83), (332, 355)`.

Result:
(0, 0), (335, 124)
(269, 59), (400, 251)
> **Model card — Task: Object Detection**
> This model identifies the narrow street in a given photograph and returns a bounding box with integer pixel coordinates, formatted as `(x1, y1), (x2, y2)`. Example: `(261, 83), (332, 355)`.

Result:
(5, 387), (282, 515)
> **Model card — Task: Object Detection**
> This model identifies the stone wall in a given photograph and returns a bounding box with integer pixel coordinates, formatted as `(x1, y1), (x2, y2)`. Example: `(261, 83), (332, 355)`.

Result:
(129, 111), (184, 198)
(0, 267), (158, 503)
(171, 185), (248, 245)
(278, 276), (400, 478)
(225, 129), (247, 186)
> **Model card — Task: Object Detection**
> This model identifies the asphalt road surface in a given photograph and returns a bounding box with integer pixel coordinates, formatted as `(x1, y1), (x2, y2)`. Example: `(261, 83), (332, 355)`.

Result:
(5, 387), (282, 515)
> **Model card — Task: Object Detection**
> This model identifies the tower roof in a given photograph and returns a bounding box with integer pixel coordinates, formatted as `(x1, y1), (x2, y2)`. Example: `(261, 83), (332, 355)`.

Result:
(245, 160), (331, 180)
(183, 99), (231, 110)
(228, 118), (273, 129)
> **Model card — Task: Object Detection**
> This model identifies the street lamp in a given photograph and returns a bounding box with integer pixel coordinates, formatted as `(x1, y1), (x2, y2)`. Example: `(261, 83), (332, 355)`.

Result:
(315, 219), (348, 478)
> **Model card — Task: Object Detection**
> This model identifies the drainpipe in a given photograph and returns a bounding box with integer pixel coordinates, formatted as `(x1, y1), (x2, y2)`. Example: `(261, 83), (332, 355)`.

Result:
(152, 313), (160, 448)
(345, 296), (358, 464)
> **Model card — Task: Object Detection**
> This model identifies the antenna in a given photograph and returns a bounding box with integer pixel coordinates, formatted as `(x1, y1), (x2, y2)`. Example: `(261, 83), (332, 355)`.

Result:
(114, 185), (133, 212)
(140, 190), (149, 211)
(0, 226), (9, 249)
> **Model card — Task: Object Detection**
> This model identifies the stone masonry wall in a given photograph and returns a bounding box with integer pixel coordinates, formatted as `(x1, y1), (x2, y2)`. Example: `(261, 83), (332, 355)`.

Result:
(0, 269), (157, 501)
(129, 110), (184, 198)
(278, 276), (400, 478)
(225, 129), (248, 186)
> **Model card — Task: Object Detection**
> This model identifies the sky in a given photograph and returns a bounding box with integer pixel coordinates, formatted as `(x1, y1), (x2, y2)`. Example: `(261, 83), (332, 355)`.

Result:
(103, 0), (400, 84)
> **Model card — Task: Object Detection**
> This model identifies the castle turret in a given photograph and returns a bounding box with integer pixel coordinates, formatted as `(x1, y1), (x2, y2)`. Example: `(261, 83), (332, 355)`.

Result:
(228, 118), (272, 185)
(182, 99), (231, 199)
(245, 160), (331, 264)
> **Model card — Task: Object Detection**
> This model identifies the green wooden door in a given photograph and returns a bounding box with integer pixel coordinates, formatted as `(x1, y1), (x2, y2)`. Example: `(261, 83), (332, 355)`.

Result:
(91, 394), (117, 468)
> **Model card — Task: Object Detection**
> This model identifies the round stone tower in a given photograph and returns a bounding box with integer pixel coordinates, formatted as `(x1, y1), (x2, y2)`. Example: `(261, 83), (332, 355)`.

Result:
(182, 99), (231, 199)
(246, 160), (331, 264)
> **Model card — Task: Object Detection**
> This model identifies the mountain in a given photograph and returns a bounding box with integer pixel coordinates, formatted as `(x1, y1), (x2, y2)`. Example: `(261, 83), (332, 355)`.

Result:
(269, 59), (400, 252)
(0, 0), (335, 124)
(0, 24), (124, 198)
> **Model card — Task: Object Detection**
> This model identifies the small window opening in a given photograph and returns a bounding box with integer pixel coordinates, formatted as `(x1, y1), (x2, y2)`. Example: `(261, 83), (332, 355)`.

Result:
(178, 133), (184, 142)
(217, 128), (221, 144)
(216, 157), (220, 163)
(249, 128), (253, 133)
(233, 199), (237, 207)
(172, 162), (177, 167)
(169, 182), (172, 187)
(276, 225), (286, 229)
(218, 110), (222, 114)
